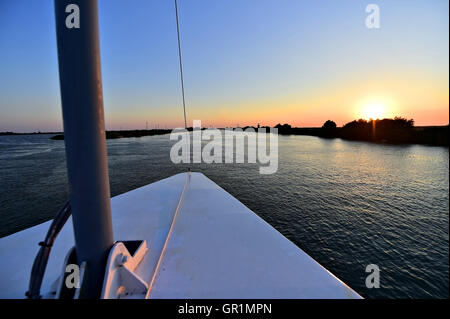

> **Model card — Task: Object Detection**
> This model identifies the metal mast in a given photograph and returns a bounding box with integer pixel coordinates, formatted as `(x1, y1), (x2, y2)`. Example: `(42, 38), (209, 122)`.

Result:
(54, 0), (113, 298)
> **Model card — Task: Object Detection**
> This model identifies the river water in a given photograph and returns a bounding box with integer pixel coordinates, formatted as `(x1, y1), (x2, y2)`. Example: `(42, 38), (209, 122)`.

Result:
(0, 133), (448, 298)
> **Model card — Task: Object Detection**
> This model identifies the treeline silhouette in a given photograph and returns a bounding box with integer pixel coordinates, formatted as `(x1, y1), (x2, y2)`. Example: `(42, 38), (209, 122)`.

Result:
(40, 118), (448, 146)
(274, 118), (449, 146)
(50, 129), (172, 140)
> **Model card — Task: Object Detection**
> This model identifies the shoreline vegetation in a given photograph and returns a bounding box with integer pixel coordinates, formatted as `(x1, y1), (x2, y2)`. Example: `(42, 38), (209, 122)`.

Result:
(0, 117), (448, 146)
(273, 118), (449, 146)
(48, 129), (172, 140)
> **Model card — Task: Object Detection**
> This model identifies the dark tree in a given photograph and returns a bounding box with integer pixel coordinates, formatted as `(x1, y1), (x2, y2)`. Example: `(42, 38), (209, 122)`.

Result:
(321, 120), (337, 138)
(274, 123), (292, 134)
(322, 120), (337, 130)
(340, 117), (416, 143)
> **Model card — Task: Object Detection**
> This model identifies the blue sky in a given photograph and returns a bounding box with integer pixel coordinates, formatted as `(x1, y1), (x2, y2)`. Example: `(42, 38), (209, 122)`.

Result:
(0, 0), (448, 132)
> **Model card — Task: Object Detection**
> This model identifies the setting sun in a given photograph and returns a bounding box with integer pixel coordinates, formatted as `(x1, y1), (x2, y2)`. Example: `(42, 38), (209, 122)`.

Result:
(354, 96), (395, 121)
(363, 103), (386, 120)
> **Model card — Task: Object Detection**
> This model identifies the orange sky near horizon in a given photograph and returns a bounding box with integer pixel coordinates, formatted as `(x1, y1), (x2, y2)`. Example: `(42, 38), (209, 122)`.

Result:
(105, 69), (449, 130)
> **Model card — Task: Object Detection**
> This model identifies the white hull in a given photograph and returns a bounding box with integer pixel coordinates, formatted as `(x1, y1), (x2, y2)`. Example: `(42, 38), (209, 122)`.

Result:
(0, 172), (361, 299)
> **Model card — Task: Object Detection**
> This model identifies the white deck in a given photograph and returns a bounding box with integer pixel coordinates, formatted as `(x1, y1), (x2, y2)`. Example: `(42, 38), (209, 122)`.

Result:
(0, 172), (361, 299)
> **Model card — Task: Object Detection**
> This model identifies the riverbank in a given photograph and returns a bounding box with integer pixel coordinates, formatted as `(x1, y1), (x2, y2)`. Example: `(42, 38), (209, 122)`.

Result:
(2, 123), (449, 146)
(49, 129), (172, 140)
(275, 122), (449, 147)
(0, 131), (61, 136)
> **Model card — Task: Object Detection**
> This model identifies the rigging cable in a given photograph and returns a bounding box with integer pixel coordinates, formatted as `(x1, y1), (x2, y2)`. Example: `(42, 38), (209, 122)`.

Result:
(174, 0), (188, 129)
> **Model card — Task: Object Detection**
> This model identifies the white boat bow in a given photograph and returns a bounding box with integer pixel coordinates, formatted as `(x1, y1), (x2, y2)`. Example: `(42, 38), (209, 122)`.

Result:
(0, 172), (361, 299)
